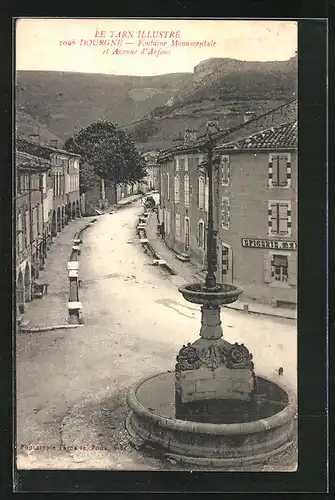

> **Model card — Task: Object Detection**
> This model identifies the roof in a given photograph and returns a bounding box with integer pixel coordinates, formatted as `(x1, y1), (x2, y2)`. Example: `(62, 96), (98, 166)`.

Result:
(218, 120), (297, 151)
(17, 138), (80, 159)
(16, 151), (51, 170)
(157, 97), (297, 162)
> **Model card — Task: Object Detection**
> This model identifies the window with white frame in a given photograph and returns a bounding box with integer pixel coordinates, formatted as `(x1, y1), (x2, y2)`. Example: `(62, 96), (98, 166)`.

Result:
(179, 158), (185, 171)
(197, 220), (205, 249)
(221, 197), (230, 229)
(198, 175), (205, 209)
(175, 213), (181, 239)
(268, 154), (291, 187)
(174, 173), (180, 203)
(175, 158), (179, 172)
(264, 252), (296, 286)
(268, 201), (291, 236)
(221, 155), (230, 185)
(184, 172), (190, 207)
(271, 254), (288, 282)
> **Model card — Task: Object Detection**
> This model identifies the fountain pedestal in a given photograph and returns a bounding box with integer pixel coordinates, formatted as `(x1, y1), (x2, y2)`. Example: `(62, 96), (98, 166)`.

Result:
(125, 283), (296, 467)
(175, 301), (256, 420)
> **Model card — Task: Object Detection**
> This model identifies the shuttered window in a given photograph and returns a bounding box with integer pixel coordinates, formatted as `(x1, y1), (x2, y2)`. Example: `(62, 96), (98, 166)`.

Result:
(174, 173), (180, 203)
(167, 173), (170, 200)
(269, 154), (291, 187)
(221, 155), (230, 185)
(204, 176), (209, 212)
(175, 213), (181, 238)
(221, 197), (230, 229)
(179, 158), (185, 171)
(198, 175), (205, 209)
(197, 220), (205, 248)
(184, 173), (190, 207)
(268, 201), (291, 236)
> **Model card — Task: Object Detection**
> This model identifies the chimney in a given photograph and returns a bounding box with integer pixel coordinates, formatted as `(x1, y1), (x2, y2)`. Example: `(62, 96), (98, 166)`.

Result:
(183, 129), (197, 145)
(50, 139), (58, 148)
(29, 133), (40, 144)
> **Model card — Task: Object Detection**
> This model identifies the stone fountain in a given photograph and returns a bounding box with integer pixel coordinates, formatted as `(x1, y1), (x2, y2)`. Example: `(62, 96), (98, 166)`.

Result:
(125, 123), (296, 467)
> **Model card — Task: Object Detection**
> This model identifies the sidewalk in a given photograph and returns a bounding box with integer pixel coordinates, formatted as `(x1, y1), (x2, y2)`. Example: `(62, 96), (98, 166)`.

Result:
(21, 218), (96, 330)
(145, 212), (297, 321)
(20, 194), (142, 330)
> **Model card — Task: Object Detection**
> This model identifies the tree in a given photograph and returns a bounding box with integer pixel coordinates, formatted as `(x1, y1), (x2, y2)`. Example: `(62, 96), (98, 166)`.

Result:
(64, 120), (147, 195)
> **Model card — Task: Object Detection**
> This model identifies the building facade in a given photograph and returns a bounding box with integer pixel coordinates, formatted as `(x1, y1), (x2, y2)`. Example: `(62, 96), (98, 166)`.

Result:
(143, 151), (160, 191)
(158, 118), (297, 307)
(17, 138), (82, 235)
(16, 152), (51, 314)
(16, 138), (83, 317)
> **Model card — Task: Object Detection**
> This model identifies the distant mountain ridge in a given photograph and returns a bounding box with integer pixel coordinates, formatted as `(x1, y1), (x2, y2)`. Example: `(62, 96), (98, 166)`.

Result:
(16, 70), (193, 144)
(16, 56), (297, 151)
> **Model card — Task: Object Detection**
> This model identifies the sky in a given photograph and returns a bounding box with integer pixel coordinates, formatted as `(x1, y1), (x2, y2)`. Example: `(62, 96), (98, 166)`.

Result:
(15, 19), (297, 76)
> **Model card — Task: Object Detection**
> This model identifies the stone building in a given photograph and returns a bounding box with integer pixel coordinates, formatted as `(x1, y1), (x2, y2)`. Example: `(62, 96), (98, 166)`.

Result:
(17, 138), (82, 234)
(143, 151), (160, 191)
(16, 151), (51, 314)
(157, 100), (297, 307)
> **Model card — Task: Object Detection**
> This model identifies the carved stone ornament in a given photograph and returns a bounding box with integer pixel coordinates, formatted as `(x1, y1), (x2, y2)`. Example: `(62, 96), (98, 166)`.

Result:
(176, 342), (254, 372)
(175, 343), (202, 371)
(198, 345), (227, 369)
(226, 343), (254, 369)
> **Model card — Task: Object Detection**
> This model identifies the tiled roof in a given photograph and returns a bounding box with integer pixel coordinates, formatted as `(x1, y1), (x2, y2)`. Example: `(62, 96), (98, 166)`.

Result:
(218, 121), (297, 150)
(17, 138), (80, 159)
(157, 97), (297, 161)
(16, 151), (51, 170)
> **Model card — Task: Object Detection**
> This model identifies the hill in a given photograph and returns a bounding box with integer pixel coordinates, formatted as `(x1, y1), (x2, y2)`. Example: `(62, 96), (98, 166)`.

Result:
(16, 109), (63, 146)
(16, 56), (297, 151)
(128, 56), (298, 151)
(16, 71), (193, 142)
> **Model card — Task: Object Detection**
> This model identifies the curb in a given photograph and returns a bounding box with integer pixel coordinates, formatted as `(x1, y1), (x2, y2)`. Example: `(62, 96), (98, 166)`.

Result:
(224, 304), (296, 321)
(20, 324), (84, 333)
(143, 216), (296, 322)
(68, 218), (99, 324)
(136, 212), (176, 275)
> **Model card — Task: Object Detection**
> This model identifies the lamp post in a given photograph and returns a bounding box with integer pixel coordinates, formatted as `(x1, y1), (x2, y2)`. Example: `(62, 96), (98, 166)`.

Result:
(204, 122), (218, 290)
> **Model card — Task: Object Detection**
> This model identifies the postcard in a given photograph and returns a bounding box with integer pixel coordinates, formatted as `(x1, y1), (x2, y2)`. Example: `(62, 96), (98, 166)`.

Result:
(15, 18), (298, 476)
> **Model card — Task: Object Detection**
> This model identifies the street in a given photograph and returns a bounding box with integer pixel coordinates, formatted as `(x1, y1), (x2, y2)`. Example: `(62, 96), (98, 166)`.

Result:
(17, 200), (297, 470)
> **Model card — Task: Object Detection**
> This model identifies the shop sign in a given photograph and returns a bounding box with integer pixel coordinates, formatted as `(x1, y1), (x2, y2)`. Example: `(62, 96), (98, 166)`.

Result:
(241, 238), (298, 250)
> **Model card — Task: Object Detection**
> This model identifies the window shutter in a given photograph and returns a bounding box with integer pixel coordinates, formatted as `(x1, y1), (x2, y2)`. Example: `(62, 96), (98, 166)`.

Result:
(272, 155), (279, 185)
(288, 255), (297, 285)
(279, 203), (288, 234)
(278, 157), (288, 186)
(263, 254), (272, 283)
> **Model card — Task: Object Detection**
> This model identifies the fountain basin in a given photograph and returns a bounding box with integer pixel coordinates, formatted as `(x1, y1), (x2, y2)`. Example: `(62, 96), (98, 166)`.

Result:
(178, 283), (243, 306)
(126, 371), (297, 467)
